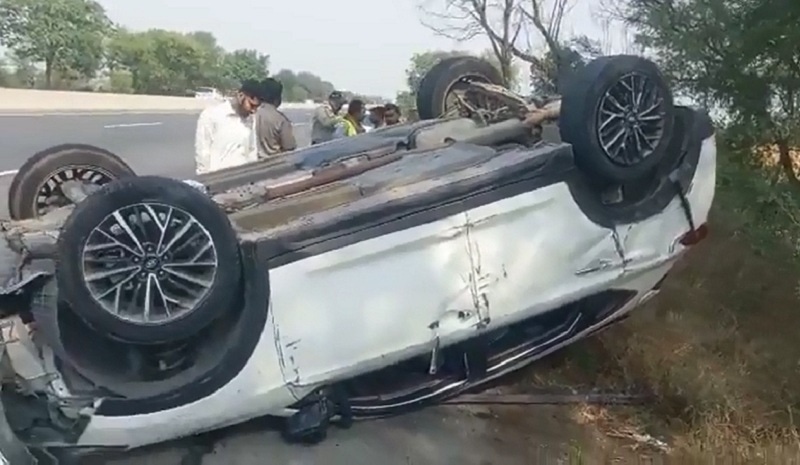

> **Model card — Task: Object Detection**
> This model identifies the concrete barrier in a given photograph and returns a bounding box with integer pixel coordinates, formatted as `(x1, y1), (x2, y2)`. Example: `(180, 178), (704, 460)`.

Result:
(0, 88), (319, 113)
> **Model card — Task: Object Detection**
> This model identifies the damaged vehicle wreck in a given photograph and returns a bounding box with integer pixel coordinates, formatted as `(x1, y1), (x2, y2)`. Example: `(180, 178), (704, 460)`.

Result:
(0, 54), (715, 463)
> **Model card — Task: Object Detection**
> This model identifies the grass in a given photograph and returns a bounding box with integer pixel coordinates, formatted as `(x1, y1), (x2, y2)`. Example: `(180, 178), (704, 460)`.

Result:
(524, 141), (800, 463)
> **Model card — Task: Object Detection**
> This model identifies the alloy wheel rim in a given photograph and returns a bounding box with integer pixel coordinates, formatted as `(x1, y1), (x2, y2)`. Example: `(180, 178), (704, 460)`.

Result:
(596, 72), (667, 166)
(80, 202), (218, 324)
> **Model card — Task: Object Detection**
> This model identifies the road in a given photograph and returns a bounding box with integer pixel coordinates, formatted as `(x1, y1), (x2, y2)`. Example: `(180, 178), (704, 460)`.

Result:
(0, 108), (314, 175)
(0, 110), (593, 464)
(0, 109), (313, 218)
(110, 403), (589, 465)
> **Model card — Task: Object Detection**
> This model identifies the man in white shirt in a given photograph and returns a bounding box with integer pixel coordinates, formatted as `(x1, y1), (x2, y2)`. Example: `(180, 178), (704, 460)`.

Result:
(194, 79), (263, 175)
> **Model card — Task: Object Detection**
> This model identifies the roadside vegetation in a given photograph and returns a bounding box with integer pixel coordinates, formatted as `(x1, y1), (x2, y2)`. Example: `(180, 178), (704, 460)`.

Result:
(558, 0), (800, 460)
(525, 139), (800, 462)
(404, 0), (800, 461)
(0, 0), (386, 101)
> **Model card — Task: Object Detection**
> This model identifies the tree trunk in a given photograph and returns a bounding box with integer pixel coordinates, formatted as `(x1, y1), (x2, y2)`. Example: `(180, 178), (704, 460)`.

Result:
(776, 138), (800, 187)
(500, 56), (514, 89)
(44, 59), (53, 89)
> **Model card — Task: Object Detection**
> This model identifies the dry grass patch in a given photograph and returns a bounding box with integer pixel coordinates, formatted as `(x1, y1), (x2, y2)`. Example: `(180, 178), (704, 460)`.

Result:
(534, 209), (800, 462)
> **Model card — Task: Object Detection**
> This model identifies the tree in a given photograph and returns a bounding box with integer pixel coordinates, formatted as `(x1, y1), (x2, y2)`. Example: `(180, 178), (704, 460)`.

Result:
(0, 59), (12, 87)
(405, 50), (467, 93)
(220, 49), (269, 89)
(528, 34), (602, 95)
(613, 0), (800, 184)
(107, 29), (208, 95)
(185, 30), (226, 88)
(420, 0), (523, 87)
(273, 69), (336, 102)
(395, 90), (416, 114)
(480, 49), (521, 90)
(0, 0), (111, 88)
(419, 0), (575, 87)
(393, 50), (466, 111)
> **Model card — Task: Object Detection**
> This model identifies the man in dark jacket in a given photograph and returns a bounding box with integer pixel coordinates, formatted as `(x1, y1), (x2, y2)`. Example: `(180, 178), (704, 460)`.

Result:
(255, 78), (296, 157)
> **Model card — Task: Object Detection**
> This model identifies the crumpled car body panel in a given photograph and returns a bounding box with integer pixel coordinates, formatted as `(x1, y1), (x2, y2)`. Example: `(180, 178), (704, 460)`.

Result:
(0, 111), (718, 456)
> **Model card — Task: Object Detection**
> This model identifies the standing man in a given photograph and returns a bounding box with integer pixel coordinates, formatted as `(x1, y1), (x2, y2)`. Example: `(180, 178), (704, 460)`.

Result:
(364, 105), (385, 132)
(255, 78), (297, 157)
(310, 90), (347, 145)
(334, 98), (366, 138)
(194, 79), (262, 175)
(383, 103), (402, 126)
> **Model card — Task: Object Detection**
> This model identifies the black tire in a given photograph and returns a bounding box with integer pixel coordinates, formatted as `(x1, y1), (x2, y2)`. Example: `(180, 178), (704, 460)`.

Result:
(559, 55), (675, 184)
(416, 56), (467, 119)
(416, 56), (504, 120)
(56, 176), (242, 345)
(8, 144), (136, 220)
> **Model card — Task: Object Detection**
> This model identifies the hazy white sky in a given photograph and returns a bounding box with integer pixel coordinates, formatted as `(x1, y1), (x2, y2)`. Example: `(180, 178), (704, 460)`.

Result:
(97, 0), (623, 98)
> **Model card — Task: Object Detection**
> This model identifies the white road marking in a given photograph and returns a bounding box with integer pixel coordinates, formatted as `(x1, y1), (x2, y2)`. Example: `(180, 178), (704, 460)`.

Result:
(104, 122), (163, 129)
(0, 121), (310, 179)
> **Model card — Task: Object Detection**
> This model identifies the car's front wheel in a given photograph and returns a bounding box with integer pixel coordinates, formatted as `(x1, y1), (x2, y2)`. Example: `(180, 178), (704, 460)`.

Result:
(56, 176), (242, 345)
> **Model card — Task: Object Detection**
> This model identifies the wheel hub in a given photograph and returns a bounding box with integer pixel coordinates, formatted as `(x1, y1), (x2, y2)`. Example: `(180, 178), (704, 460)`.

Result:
(143, 256), (160, 271)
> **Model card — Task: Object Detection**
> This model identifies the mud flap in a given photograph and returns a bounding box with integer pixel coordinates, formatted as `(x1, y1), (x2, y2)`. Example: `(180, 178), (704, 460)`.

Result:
(0, 320), (36, 465)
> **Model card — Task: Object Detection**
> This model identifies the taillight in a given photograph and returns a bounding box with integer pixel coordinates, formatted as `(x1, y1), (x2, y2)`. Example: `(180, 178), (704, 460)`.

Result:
(679, 223), (709, 246)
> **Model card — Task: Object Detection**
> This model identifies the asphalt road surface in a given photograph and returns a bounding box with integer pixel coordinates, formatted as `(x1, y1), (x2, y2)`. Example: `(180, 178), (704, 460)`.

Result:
(0, 108), (314, 175)
(109, 403), (587, 465)
(0, 111), (589, 464)
(0, 109), (312, 218)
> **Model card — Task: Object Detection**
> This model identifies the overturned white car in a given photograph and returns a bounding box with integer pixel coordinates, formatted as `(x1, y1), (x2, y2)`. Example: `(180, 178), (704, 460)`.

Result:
(0, 55), (715, 463)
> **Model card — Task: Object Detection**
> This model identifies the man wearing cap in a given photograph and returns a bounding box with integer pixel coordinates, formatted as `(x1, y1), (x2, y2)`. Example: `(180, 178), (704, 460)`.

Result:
(194, 79), (262, 175)
(310, 90), (346, 145)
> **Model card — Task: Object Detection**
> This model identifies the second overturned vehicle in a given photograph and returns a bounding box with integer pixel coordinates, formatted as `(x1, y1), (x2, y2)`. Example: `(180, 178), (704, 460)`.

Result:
(0, 54), (715, 462)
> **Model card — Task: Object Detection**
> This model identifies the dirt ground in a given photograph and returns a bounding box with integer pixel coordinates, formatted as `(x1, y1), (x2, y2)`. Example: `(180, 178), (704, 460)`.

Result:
(110, 393), (649, 465)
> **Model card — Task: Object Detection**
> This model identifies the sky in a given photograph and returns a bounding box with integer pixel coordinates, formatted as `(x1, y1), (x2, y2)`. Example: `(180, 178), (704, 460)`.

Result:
(96, 0), (628, 98)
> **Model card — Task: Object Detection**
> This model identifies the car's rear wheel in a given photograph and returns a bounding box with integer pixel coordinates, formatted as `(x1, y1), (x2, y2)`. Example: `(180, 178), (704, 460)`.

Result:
(8, 144), (136, 220)
(416, 56), (504, 120)
(56, 176), (242, 345)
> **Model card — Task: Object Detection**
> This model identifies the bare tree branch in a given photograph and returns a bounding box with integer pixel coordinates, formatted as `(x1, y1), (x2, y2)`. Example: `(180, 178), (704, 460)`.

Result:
(419, 0), (576, 87)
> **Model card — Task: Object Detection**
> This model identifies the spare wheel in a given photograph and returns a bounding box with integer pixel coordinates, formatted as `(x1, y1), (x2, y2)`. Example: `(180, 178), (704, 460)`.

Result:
(8, 144), (136, 220)
(417, 56), (504, 120)
(559, 55), (676, 184)
(56, 176), (242, 345)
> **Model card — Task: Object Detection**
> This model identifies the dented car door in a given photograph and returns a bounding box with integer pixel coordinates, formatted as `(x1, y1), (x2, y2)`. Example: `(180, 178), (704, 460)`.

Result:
(436, 183), (626, 341)
(269, 212), (477, 388)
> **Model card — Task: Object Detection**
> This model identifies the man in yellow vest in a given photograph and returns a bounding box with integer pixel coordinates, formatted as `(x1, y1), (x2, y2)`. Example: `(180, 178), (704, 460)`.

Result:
(334, 99), (366, 138)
